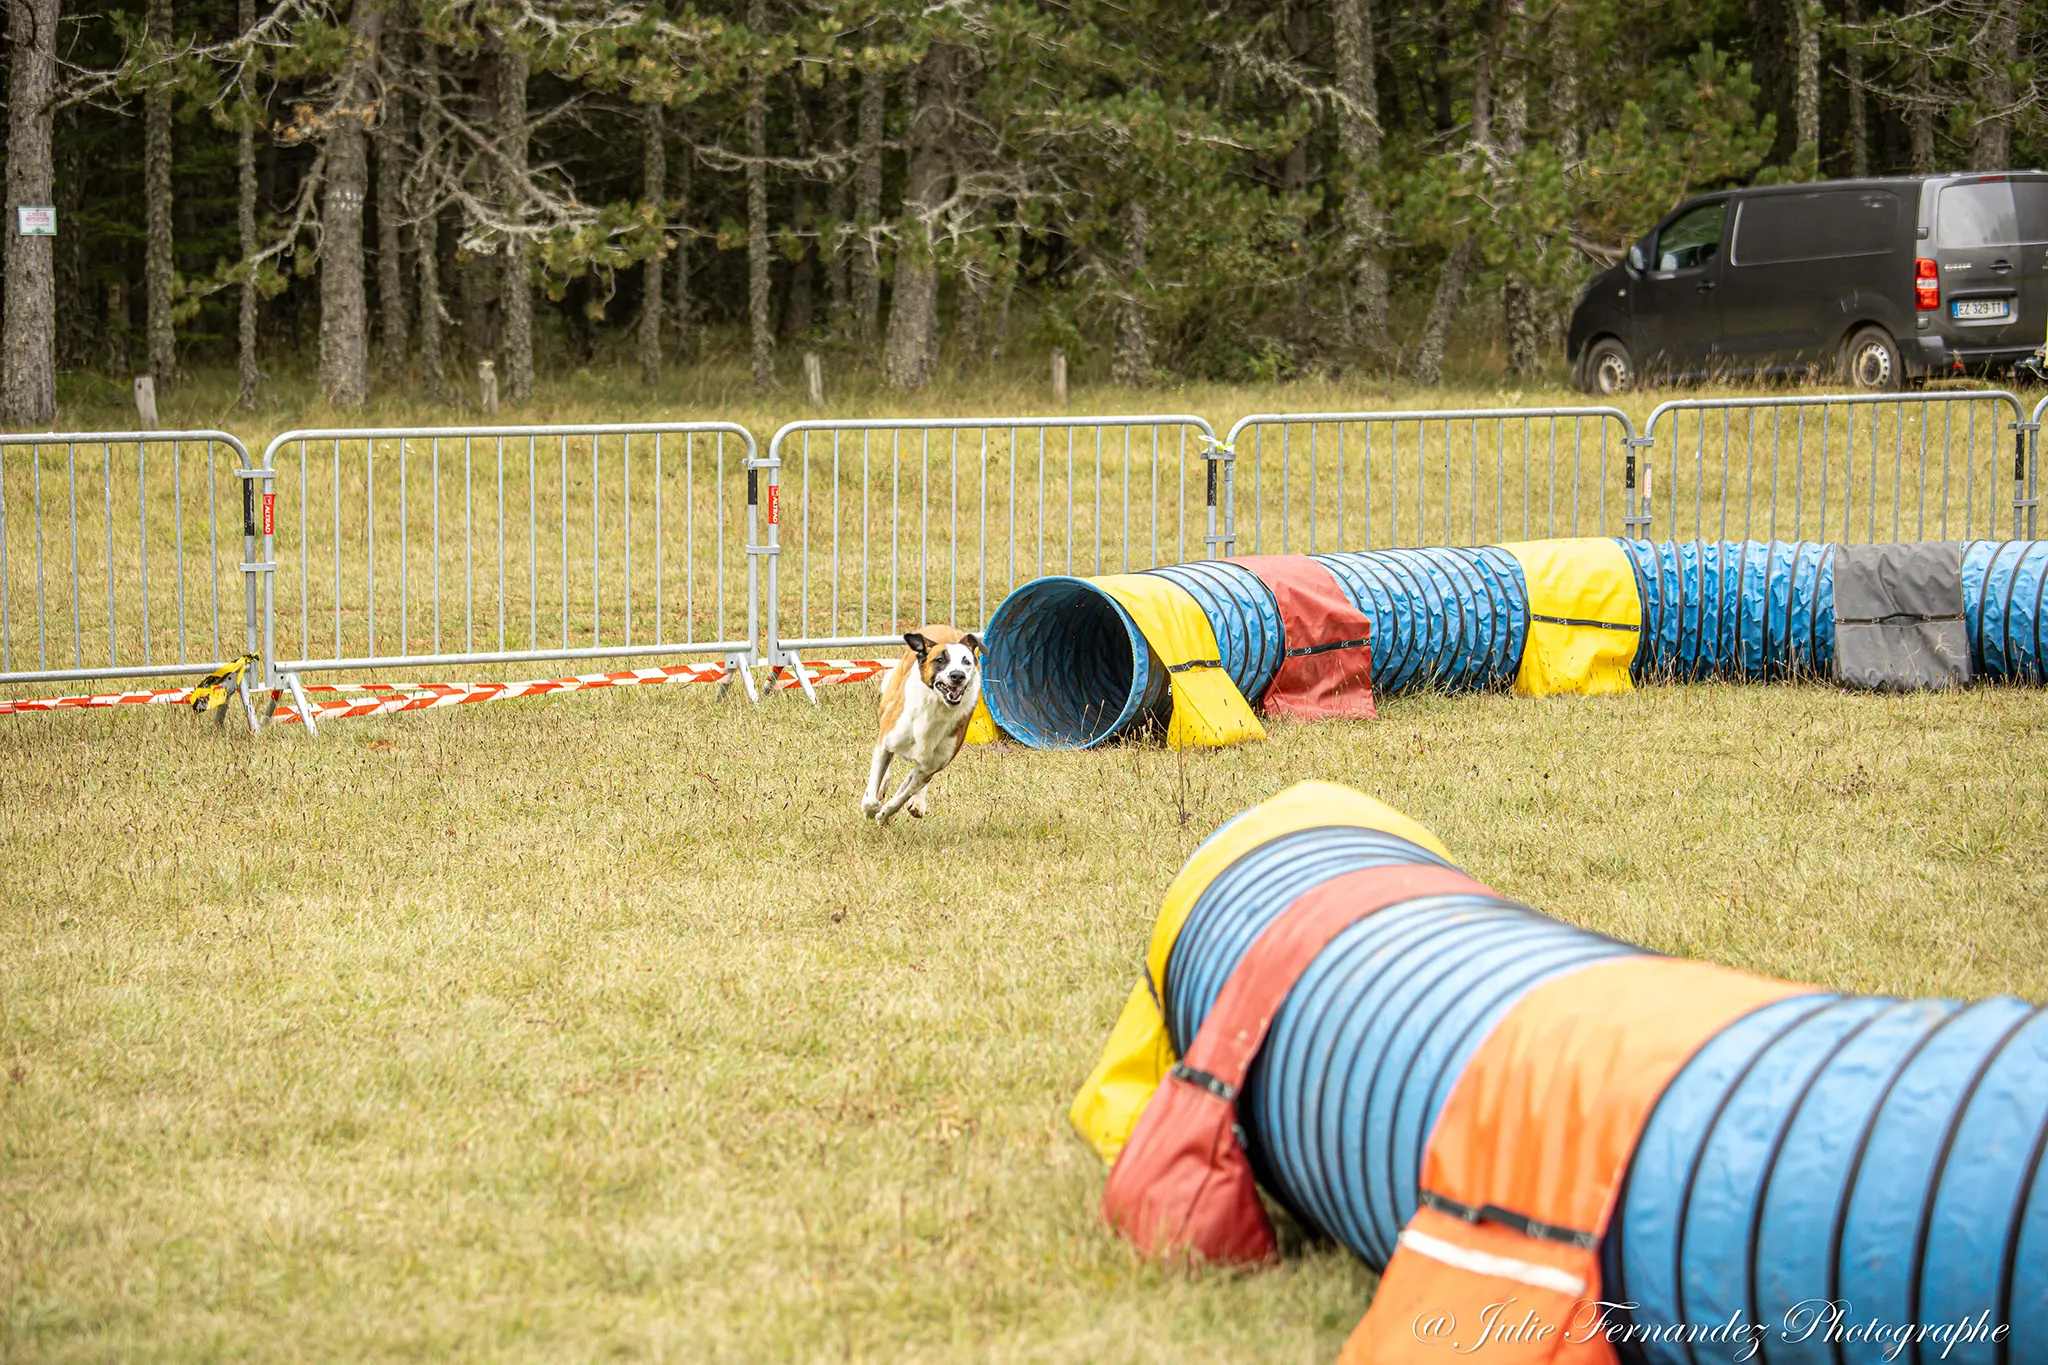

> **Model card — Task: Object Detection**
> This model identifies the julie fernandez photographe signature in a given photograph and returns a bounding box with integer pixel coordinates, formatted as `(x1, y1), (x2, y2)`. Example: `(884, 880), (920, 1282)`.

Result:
(1409, 1298), (2011, 1361)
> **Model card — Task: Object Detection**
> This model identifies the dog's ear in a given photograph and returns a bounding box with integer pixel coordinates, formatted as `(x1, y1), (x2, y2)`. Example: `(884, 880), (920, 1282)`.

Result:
(960, 633), (983, 656)
(903, 631), (930, 657)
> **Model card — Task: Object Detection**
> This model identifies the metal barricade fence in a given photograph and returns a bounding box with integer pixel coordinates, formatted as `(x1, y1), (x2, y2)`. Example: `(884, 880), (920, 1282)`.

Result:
(2026, 395), (2046, 539)
(1640, 391), (2033, 543)
(258, 423), (762, 720)
(0, 430), (260, 697)
(9, 392), (2040, 731)
(761, 415), (1224, 697)
(1221, 408), (1642, 552)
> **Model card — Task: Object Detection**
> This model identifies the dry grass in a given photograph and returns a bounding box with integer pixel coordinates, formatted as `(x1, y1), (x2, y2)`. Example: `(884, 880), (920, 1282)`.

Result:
(3, 673), (2045, 1362)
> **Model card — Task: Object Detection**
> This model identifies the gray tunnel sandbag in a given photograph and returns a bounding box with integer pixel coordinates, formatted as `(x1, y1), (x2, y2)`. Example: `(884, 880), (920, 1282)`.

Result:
(1966, 539), (2048, 683)
(1312, 546), (1529, 694)
(978, 576), (1169, 749)
(1158, 801), (2048, 1350)
(1619, 539), (1837, 681)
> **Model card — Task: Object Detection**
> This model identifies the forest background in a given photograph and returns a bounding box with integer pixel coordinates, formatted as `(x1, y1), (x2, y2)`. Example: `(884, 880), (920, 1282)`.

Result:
(0, 0), (2040, 426)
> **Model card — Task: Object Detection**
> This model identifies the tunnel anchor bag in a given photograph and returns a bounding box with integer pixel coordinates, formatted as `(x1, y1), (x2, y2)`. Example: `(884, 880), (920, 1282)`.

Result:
(1833, 541), (1971, 690)
(1102, 863), (1488, 1264)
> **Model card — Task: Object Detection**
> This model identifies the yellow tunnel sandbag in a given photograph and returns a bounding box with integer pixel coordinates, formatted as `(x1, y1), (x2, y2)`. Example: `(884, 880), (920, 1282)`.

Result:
(965, 697), (999, 745)
(1501, 538), (1643, 697)
(1094, 574), (1267, 751)
(1068, 781), (1452, 1164)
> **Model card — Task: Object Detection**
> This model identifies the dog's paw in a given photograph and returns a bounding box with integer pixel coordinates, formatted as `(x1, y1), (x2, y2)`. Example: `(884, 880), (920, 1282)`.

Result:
(906, 791), (928, 818)
(859, 796), (881, 818)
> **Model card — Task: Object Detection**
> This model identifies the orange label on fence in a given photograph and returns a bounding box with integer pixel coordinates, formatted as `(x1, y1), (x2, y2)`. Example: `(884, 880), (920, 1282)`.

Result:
(766, 485), (780, 526)
(262, 493), (275, 537)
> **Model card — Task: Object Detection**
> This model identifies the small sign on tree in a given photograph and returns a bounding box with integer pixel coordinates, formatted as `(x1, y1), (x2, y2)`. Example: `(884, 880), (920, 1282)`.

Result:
(15, 206), (56, 237)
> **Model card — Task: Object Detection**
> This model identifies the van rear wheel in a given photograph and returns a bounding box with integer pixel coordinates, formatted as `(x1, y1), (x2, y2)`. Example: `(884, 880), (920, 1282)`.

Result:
(1842, 326), (1902, 392)
(1581, 338), (1634, 395)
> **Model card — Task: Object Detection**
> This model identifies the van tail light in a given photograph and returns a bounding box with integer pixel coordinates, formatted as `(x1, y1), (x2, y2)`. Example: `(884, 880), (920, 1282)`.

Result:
(1916, 257), (1940, 312)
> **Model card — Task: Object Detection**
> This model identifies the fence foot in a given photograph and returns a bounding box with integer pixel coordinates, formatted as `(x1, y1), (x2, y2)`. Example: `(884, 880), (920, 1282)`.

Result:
(779, 651), (820, 706)
(285, 673), (318, 737)
(239, 682), (261, 735)
(720, 654), (760, 704)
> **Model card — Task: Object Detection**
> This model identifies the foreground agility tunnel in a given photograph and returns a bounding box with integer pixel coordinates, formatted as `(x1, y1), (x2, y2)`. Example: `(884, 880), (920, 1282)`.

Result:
(979, 539), (2048, 747)
(1072, 782), (2048, 1363)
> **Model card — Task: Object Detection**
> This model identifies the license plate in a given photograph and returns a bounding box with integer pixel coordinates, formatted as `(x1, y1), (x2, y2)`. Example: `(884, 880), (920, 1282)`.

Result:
(1952, 297), (2011, 320)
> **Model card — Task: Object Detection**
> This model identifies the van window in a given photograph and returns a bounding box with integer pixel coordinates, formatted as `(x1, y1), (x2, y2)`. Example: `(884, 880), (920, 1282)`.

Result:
(1732, 190), (1899, 265)
(1936, 180), (2048, 246)
(1655, 201), (1726, 272)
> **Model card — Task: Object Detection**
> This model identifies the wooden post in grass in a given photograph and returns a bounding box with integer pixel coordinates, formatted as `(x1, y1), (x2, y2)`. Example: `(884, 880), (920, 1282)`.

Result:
(133, 376), (159, 429)
(478, 359), (498, 416)
(804, 351), (824, 408)
(1051, 348), (1067, 407)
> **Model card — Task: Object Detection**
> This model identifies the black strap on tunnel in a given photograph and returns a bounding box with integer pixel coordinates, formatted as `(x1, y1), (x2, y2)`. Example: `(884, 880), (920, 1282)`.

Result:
(1529, 612), (1640, 633)
(1283, 636), (1370, 660)
(1170, 1062), (1240, 1105)
(1420, 1189), (1598, 1250)
(1167, 658), (1223, 674)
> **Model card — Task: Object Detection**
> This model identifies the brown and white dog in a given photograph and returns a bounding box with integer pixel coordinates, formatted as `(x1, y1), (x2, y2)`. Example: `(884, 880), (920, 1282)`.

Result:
(862, 624), (983, 824)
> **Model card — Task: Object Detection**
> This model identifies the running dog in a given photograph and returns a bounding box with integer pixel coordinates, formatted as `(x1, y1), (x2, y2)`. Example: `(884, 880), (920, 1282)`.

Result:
(862, 625), (982, 824)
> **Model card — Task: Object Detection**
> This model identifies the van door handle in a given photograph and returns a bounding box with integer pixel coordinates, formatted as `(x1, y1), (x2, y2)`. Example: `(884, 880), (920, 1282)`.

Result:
(1697, 280), (1717, 292)
(1993, 259), (2012, 273)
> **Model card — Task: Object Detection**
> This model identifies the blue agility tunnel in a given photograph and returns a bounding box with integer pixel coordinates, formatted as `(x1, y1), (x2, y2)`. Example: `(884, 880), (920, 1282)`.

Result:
(1086, 783), (2048, 1357)
(981, 540), (2048, 749)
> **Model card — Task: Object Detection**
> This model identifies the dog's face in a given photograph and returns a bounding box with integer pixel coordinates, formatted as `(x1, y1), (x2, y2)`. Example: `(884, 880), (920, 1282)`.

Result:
(905, 632), (982, 707)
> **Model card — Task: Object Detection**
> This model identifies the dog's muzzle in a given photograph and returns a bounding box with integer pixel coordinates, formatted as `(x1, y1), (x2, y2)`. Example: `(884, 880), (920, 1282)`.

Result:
(936, 677), (971, 706)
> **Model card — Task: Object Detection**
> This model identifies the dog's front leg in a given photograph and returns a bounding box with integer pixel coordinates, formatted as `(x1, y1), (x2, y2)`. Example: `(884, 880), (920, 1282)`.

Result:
(861, 745), (893, 818)
(873, 766), (933, 825)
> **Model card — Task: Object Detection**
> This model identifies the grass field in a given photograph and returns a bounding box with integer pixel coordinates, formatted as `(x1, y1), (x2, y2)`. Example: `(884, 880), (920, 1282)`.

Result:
(4, 672), (2046, 1362)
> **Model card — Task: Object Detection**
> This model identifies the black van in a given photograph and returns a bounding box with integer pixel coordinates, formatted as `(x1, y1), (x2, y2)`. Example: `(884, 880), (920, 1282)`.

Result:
(1568, 172), (2048, 393)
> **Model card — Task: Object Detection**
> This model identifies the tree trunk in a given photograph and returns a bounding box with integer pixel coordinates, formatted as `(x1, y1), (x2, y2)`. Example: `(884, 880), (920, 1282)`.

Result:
(746, 0), (773, 392)
(639, 101), (664, 387)
(1282, 0), (1311, 194)
(236, 0), (260, 409)
(145, 0), (177, 390)
(825, 74), (851, 329)
(1412, 239), (1476, 386)
(498, 38), (534, 403)
(375, 37), (408, 377)
(1113, 204), (1150, 386)
(411, 39), (444, 399)
(1550, 20), (1580, 164)
(1906, 2), (1936, 173)
(317, 0), (382, 407)
(1970, 0), (2018, 170)
(1413, 3), (1496, 387)
(883, 44), (953, 391)
(853, 63), (884, 348)
(1495, 0), (1541, 378)
(1333, 0), (1389, 358)
(1750, 0), (1798, 163)
(1794, 0), (1820, 158)
(670, 136), (692, 361)
(1843, 0), (1868, 176)
(2, 0), (57, 426)
(418, 211), (444, 399)
(956, 259), (988, 370)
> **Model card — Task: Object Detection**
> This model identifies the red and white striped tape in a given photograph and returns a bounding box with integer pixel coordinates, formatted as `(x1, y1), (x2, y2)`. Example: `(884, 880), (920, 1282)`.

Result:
(2, 657), (896, 724)
(0, 686), (199, 715)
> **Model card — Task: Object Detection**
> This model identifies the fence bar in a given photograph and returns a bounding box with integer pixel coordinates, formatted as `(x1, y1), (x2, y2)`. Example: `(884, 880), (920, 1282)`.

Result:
(0, 431), (258, 695)
(764, 413), (1217, 699)
(258, 422), (758, 714)
(1640, 390), (2026, 544)
(1225, 407), (1637, 552)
